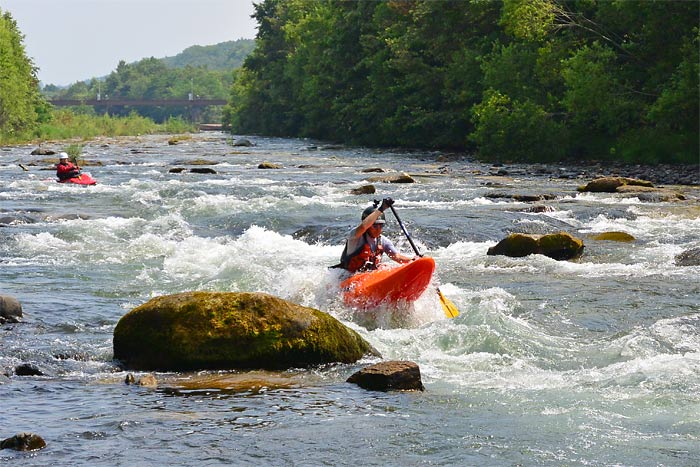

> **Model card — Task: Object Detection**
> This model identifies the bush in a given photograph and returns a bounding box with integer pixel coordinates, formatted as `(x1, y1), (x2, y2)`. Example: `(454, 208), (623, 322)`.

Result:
(470, 90), (568, 162)
(613, 128), (698, 165)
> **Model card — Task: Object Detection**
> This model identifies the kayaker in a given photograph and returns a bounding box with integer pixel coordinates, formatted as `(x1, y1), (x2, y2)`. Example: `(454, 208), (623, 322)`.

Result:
(56, 153), (81, 181)
(339, 198), (414, 272)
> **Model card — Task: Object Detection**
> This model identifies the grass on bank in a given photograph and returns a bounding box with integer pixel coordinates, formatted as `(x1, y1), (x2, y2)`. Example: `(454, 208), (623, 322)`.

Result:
(1, 109), (196, 144)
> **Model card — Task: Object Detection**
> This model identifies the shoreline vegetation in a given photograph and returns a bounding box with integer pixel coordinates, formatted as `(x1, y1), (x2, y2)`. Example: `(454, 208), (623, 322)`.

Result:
(224, 1), (698, 166)
(1, 110), (195, 145)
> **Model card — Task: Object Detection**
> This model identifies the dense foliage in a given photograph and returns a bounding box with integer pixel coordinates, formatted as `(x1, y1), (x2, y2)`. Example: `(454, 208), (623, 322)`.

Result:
(0, 9), (49, 140)
(161, 39), (255, 70)
(225, 0), (699, 164)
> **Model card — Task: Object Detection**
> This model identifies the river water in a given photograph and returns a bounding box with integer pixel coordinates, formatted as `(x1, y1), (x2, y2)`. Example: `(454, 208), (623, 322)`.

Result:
(1, 133), (699, 466)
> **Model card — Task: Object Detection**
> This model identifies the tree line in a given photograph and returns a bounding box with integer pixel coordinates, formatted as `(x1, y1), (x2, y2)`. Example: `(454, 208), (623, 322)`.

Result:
(224, 0), (698, 164)
(0, 10), (51, 140)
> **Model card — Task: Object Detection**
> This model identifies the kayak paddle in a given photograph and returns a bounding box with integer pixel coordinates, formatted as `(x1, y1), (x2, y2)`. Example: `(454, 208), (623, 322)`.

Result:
(387, 204), (459, 319)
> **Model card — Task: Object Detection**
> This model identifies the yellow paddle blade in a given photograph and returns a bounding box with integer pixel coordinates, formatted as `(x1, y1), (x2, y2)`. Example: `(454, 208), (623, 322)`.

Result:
(437, 288), (459, 318)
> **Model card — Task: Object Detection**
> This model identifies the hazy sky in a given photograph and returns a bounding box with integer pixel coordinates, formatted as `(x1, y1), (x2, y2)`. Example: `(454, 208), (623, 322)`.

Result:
(1, 0), (258, 86)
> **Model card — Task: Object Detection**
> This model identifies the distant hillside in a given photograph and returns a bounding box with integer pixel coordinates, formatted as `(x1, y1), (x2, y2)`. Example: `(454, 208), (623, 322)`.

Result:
(161, 38), (255, 70)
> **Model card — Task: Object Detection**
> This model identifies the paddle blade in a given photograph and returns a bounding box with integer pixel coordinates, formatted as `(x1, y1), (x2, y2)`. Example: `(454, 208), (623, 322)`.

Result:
(437, 288), (459, 318)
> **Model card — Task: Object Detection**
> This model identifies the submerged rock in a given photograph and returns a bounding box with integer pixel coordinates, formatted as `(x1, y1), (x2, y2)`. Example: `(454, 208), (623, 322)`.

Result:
(347, 361), (424, 392)
(14, 363), (45, 376)
(113, 291), (379, 371)
(350, 184), (376, 195)
(487, 232), (584, 260)
(0, 432), (46, 451)
(675, 247), (700, 267)
(590, 231), (636, 242)
(125, 373), (158, 387)
(189, 167), (217, 174)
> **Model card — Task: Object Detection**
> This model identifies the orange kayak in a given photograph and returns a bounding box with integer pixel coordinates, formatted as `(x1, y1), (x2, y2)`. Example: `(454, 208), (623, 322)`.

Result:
(340, 257), (435, 309)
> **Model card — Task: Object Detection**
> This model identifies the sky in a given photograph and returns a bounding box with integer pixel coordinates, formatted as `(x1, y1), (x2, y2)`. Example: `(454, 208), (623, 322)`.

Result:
(0, 0), (258, 86)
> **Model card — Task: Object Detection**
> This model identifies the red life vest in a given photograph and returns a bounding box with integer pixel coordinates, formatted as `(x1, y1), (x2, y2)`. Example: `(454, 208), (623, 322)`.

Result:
(56, 162), (80, 181)
(340, 235), (384, 273)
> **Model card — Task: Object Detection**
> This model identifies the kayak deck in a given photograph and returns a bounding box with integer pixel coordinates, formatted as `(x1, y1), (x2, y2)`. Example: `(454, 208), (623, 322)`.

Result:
(59, 174), (97, 185)
(340, 256), (435, 309)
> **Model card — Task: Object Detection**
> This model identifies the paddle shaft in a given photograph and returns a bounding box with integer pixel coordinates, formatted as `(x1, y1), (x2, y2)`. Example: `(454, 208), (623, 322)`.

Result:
(388, 205), (422, 257)
(388, 204), (459, 318)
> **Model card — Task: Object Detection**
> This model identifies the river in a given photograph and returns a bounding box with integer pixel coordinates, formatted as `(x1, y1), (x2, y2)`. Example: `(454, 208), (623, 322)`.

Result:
(1, 133), (699, 466)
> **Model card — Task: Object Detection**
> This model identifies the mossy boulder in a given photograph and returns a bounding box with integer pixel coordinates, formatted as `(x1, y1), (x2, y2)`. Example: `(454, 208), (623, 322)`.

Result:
(113, 291), (379, 371)
(487, 233), (539, 257)
(488, 232), (584, 260)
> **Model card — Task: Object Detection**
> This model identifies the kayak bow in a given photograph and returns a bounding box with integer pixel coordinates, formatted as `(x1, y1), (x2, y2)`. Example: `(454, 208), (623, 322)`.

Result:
(340, 256), (435, 309)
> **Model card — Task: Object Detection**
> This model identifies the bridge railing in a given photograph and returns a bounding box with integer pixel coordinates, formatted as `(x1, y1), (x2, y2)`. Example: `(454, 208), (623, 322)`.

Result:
(49, 99), (227, 107)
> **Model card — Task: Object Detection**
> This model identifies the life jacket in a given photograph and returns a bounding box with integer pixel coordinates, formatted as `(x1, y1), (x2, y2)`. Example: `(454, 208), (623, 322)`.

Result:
(56, 162), (80, 181)
(340, 234), (384, 273)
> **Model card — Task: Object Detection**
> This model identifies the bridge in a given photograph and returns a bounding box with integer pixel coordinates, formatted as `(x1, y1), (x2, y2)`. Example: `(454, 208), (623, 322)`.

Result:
(49, 98), (227, 107)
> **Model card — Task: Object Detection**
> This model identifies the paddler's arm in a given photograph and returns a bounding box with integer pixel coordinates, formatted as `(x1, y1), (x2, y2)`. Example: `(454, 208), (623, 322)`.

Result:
(382, 236), (416, 264)
(350, 208), (383, 240)
(350, 198), (393, 240)
(387, 251), (414, 263)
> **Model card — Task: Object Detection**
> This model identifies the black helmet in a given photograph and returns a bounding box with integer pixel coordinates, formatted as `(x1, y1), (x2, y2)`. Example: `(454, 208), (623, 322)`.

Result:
(361, 206), (385, 224)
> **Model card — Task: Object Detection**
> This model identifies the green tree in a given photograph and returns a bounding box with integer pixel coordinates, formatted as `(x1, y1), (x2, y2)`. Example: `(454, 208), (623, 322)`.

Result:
(471, 89), (567, 162)
(227, 0), (698, 164)
(0, 9), (46, 140)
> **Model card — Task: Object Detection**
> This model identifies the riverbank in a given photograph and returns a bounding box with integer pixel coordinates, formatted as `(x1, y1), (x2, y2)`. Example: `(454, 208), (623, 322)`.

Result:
(434, 152), (699, 186)
(8, 133), (699, 187)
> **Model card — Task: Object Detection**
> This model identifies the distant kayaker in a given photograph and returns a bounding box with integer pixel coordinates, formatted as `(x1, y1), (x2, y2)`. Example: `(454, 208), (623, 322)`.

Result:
(339, 198), (414, 272)
(56, 153), (81, 181)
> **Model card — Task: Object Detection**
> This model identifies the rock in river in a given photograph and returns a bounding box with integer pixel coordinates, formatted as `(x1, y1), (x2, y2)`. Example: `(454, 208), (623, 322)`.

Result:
(113, 291), (379, 371)
(487, 232), (585, 260)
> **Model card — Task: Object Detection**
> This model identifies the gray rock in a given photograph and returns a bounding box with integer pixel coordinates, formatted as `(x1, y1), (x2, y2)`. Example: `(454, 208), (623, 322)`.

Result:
(0, 295), (22, 323)
(258, 162), (282, 169)
(350, 185), (376, 195)
(675, 247), (700, 267)
(14, 363), (44, 376)
(347, 360), (424, 391)
(233, 138), (253, 147)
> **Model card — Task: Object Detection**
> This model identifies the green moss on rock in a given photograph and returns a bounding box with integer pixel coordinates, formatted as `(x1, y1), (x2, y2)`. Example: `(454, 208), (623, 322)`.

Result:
(488, 232), (584, 260)
(113, 291), (379, 371)
(486, 233), (539, 257)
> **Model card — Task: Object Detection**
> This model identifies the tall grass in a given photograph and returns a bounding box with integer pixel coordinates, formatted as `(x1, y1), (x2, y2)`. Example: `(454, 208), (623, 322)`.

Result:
(1, 109), (197, 144)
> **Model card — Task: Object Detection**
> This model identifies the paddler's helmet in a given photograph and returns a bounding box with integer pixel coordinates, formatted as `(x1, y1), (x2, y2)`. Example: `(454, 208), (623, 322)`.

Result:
(362, 206), (385, 224)
(59, 152), (69, 160)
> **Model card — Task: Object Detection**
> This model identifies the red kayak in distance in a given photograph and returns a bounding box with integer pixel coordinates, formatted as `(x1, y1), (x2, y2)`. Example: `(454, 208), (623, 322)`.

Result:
(340, 256), (435, 309)
(58, 174), (97, 185)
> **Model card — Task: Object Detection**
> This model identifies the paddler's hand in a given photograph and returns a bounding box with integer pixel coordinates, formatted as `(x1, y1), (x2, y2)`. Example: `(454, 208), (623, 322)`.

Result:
(379, 197), (394, 212)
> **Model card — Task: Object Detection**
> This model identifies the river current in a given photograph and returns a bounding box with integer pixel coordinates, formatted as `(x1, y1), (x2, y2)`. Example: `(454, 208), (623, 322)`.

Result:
(1, 133), (699, 466)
